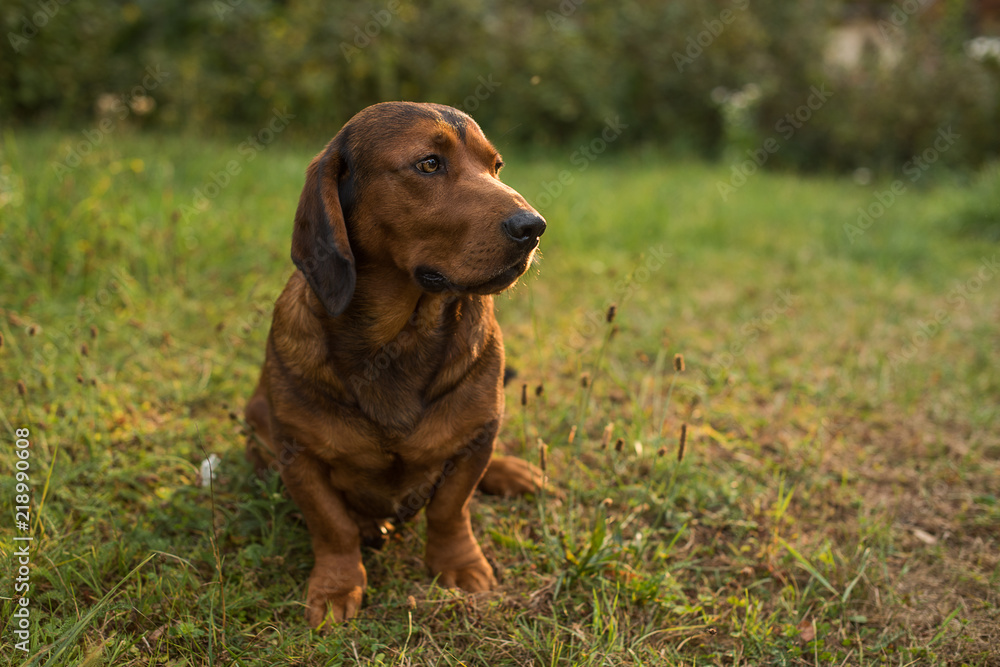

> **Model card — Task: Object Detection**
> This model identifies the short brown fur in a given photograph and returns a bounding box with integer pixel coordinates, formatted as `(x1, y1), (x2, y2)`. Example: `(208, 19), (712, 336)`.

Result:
(245, 102), (546, 627)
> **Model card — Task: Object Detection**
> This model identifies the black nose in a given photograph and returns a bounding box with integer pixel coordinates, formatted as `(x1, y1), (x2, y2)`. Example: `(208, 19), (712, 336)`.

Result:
(502, 212), (547, 244)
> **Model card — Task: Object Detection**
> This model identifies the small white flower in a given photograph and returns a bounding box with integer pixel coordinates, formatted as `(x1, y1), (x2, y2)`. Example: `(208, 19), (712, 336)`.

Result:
(200, 454), (221, 488)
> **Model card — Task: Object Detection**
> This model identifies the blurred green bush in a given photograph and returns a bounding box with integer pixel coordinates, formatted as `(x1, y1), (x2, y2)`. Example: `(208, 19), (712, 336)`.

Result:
(1, 0), (997, 171)
(952, 162), (1000, 239)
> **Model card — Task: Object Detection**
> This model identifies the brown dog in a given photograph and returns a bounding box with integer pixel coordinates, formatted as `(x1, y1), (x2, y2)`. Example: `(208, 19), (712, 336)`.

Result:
(244, 102), (546, 627)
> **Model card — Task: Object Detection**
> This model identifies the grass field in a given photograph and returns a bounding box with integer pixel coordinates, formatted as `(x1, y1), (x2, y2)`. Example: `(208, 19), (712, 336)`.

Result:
(1, 127), (998, 666)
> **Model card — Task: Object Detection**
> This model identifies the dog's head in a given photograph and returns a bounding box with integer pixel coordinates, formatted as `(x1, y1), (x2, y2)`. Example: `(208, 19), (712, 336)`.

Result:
(291, 101), (546, 317)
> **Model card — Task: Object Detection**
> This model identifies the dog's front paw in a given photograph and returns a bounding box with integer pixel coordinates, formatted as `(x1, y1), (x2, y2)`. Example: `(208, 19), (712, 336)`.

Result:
(478, 455), (545, 497)
(435, 557), (496, 592)
(426, 538), (497, 592)
(305, 561), (367, 629)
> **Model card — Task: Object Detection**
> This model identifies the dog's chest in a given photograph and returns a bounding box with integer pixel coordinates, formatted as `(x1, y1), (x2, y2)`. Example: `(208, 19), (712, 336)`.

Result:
(346, 320), (486, 434)
(317, 417), (460, 518)
(312, 355), (499, 517)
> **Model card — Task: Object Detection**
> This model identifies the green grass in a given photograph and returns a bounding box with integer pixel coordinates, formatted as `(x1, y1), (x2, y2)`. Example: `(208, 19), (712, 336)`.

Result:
(1, 128), (998, 666)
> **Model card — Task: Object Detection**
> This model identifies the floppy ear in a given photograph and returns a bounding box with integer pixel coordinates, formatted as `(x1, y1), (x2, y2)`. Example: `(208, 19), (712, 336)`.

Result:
(290, 139), (356, 317)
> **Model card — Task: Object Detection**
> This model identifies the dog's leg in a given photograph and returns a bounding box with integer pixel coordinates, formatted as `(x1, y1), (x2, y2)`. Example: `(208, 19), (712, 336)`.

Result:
(244, 389), (276, 474)
(478, 456), (545, 497)
(423, 425), (498, 592)
(277, 444), (367, 628)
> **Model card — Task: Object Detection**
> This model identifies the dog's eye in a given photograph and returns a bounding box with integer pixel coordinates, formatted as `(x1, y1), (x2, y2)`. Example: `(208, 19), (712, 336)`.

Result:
(416, 156), (440, 173)
(494, 160), (504, 174)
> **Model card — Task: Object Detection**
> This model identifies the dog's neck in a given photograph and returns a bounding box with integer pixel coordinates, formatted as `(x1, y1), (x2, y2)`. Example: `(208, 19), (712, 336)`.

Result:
(337, 269), (487, 350)
(297, 267), (498, 434)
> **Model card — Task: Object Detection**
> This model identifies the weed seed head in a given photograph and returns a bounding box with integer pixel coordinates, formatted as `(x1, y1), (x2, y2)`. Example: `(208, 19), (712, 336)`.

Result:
(678, 423), (688, 462)
(614, 437), (625, 453)
(606, 303), (617, 323)
(17, 380), (26, 396)
(535, 383), (544, 397)
(90, 325), (98, 339)
(580, 372), (590, 388)
(601, 422), (614, 448)
(81, 343), (89, 357)
(28, 325), (37, 337)
(568, 425), (577, 445)
(538, 439), (547, 473)
(674, 353), (685, 372)
(520, 383), (528, 406)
